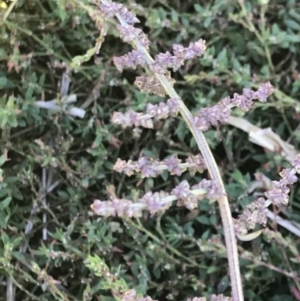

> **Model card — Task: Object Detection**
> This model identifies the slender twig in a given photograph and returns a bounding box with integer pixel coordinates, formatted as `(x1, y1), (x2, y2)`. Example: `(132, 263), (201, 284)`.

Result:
(1, 0), (18, 22)
(8, 178), (60, 301)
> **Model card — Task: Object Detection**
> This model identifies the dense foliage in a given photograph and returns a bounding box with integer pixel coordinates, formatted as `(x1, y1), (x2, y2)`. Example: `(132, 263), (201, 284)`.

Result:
(0, 0), (300, 300)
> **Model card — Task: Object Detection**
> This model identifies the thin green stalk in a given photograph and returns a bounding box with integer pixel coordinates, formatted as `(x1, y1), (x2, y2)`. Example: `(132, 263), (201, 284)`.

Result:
(102, 1), (244, 299)
(237, 0), (274, 73)
(1, 0), (18, 22)
(129, 219), (207, 269)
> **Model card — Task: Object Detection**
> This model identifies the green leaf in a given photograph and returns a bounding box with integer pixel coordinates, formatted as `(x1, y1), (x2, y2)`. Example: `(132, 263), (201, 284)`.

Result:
(0, 77), (7, 88)
(284, 19), (300, 30)
(0, 154), (7, 166)
(194, 4), (204, 14)
(58, 8), (67, 22)
(196, 215), (211, 225)
(12, 251), (26, 261)
(25, 87), (33, 101)
(231, 169), (244, 183)
(271, 23), (280, 34)
(286, 35), (300, 43)
(0, 49), (8, 58)
(171, 9), (178, 23)
(207, 265), (219, 274)
(0, 197), (11, 210)
(57, 190), (69, 199)
(0, 212), (9, 228)
(210, 214), (217, 225)
(289, 10), (300, 22)
(1, 231), (10, 244)
(204, 17), (212, 28)
(216, 48), (228, 69)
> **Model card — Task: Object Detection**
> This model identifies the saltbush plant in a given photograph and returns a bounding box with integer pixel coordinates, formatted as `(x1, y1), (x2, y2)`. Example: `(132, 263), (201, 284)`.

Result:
(0, 0), (300, 301)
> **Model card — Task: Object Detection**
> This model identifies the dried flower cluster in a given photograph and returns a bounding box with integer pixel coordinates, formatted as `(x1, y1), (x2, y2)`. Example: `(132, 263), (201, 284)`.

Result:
(150, 40), (206, 73)
(134, 75), (171, 97)
(112, 98), (180, 128)
(121, 289), (156, 301)
(93, 0), (206, 74)
(114, 154), (206, 177)
(235, 154), (300, 236)
(187, 296), (232, 301)
(194, 82), (274, 131)
(92, 1), (140, 24)
(112, 82), (274, 130)
(121, 289), (232, 301)
(91, 179), (223, 217)
(113, 38), (206, 74)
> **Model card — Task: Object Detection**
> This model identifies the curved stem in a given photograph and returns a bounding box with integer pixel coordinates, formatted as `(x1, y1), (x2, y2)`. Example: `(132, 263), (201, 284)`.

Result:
(101, 1), (244, 299)
(155, 74), (244, 301)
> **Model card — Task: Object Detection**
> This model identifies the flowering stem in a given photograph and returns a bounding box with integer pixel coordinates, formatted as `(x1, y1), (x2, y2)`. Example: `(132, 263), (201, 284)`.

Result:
(156, 75), (244, 301)
(100, 0), (244, 299)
